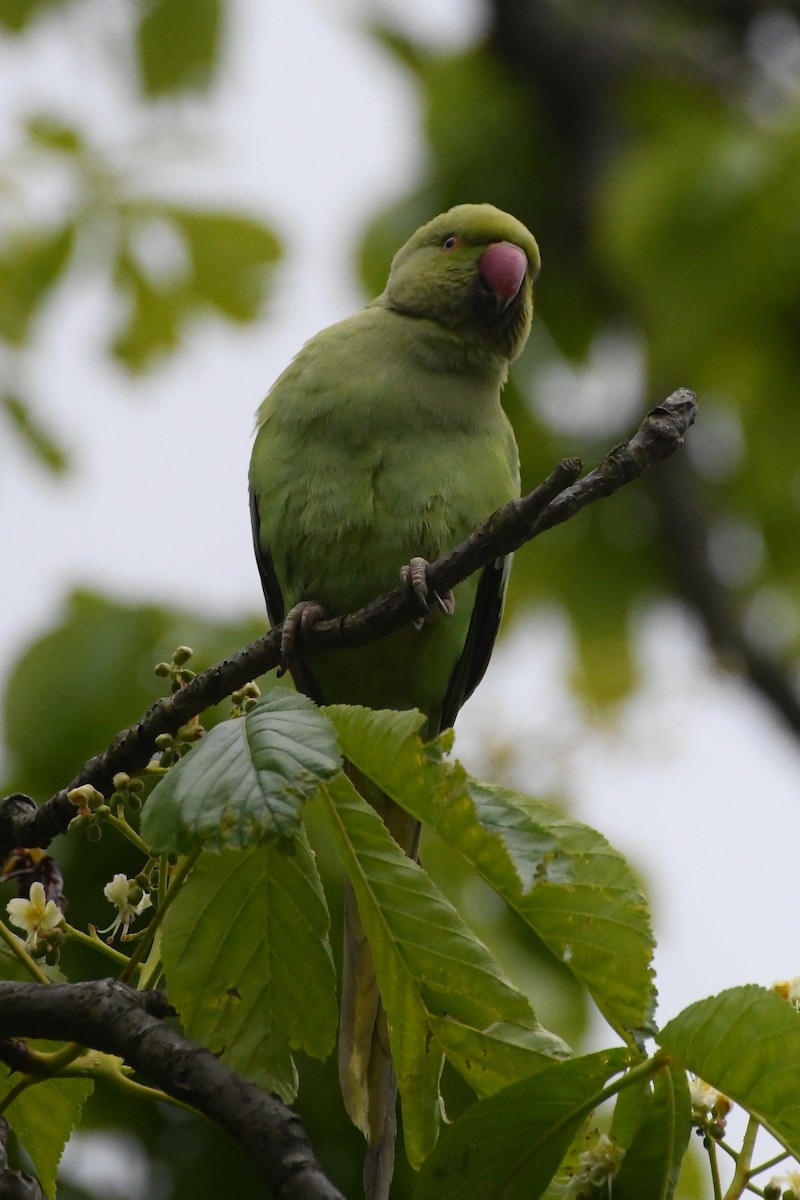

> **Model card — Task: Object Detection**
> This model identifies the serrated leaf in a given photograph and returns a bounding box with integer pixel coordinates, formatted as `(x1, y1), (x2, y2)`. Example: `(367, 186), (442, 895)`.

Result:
(5, 1074), (93, 1200)
(508, 793), (656, 1041)
(430, 1016), (570, 1098)
(613, 1064), (691, 1200)
(659, 984), (800, 1159)
(326, 706), (656, 1040)
(161, 839), (336, 1101)
(414, 1048), (629, 1200)
(323, 772), (539, 1167)
(141, 689), (341, 853)
(136, 0), (221, 95)
(326, 706), (564, 895)
(0, 223), (73, 344)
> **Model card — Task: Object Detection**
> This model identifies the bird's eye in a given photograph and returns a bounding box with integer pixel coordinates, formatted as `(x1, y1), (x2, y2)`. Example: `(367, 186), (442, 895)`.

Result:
(442, 234), (460, 251)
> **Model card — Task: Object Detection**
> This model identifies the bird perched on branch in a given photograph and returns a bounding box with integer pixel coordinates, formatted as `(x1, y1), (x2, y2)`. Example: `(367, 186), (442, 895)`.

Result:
(249, 203), (540, 1199)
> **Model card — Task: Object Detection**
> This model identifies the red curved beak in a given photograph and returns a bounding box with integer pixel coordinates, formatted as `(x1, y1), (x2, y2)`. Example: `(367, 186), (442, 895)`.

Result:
(478, 241), (528, 310)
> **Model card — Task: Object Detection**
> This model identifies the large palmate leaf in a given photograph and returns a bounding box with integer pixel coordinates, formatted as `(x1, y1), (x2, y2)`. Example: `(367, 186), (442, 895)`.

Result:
(142, 689), (341, 853)
(322, 772), (555, 1168)
(161, 838), (336, 1101)
(327, 706), (655, 1040)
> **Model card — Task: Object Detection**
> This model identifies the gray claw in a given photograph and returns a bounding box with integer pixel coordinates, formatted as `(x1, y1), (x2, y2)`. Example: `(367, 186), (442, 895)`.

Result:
(279, 601), (329, 675)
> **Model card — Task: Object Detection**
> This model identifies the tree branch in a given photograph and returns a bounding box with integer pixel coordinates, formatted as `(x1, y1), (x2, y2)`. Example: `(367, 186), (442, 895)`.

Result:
(0, 387), (696, 856)
(0, 980), (346, 1200)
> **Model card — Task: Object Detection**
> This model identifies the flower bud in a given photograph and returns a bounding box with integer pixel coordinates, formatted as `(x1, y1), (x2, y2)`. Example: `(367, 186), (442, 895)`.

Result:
(173, 645), (193, 665)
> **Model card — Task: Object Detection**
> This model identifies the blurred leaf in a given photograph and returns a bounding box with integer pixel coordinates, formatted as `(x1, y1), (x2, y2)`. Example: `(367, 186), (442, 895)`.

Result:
(161, 840), (337, 1101)
(136, 0), (222, 95)
(112, 212), (280, 370)
(0, 0), (70, 32)
(111, 247), (182, 372)
(659, 984), (800, 1159)
(24, 114), (84, 154)
(322, 771), (543, 1168)
(142, 690), (342, 853)
(0, 223), (73, 344)
(2, 589), (262, 799)
(327, 706), (656, 1042)
(612, 1064), (691, 1200)
(170, 209), (281, 321)
(414, 1049), (629, 1200)
(2, 393), (70, 473)
(4, 1072), (93, 1200)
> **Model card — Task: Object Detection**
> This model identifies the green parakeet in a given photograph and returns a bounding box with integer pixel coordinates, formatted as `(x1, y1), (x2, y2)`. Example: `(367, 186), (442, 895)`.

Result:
(249, 203), (540, 1198)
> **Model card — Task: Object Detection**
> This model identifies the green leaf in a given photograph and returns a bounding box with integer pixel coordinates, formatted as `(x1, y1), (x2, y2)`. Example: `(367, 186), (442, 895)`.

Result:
(142, 689), (342, 853)
(659, 984), (800, 1159)
(322, 772), (540, 1168)
(112, 248), (182, 372)
(612, 1064), (691, 1200)
(136, 0), (222, 95)
(161, 840), (337, 1101)
(2, 392), (70, 473)
(0, 223), (73, 344)
(430, 1016), (570, 1098)
(2, 588), (263, 799)
(326, 706), (656, 1040)
(326, 706), (564, 894)
(25, 114), (84, 154)
(4, 1073), (93, 1200)
(0, 0), (69, 33)
(414, 1048), (629, 1200)
(171, 210), (281, 321)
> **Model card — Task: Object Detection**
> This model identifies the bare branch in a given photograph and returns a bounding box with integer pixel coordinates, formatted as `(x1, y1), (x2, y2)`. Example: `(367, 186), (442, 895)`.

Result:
(0, 388), (696, 856)
(0, 980), (346, 1200)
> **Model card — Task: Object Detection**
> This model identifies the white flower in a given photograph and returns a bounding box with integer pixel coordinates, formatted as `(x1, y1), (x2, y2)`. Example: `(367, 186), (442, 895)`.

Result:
(689, 1075), (720, 1112)
(99, 874), (152, 942)
(774, 977), (800, 1007)
(552, 1134), (624, 1197)
(7, 882), (63, 948)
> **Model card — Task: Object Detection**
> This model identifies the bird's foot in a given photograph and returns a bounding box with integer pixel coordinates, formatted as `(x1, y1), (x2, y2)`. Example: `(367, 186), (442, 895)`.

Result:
(278, 601), (329, 676)
(400, 557), (455, 631)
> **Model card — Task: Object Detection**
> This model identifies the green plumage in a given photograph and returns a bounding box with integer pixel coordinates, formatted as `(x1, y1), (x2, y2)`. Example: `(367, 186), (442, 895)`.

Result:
(249, 203), (540, 1198)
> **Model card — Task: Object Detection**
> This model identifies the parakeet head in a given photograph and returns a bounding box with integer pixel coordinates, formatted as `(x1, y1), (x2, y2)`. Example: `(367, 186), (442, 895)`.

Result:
(382, 203), (540, 362)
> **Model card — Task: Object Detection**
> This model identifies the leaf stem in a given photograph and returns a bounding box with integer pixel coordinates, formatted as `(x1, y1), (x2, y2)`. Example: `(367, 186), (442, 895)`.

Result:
(118, 849), (199, 985)
(707, 1137), (723, 1200)
(103, 810), (152, 857)
(0, 919), (50, 984)
(65, 922), (130, 967)
(749, 1148), (789, 1177)
(722, 1115), (760, 1200)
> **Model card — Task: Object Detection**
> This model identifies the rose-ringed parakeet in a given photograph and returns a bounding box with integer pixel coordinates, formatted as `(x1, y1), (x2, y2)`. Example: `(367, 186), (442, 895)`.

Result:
(249, 203), (540, 1198)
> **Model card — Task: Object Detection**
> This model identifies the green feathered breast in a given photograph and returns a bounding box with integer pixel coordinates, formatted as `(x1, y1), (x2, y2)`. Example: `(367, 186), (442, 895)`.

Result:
(250, 202), (539, 730)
